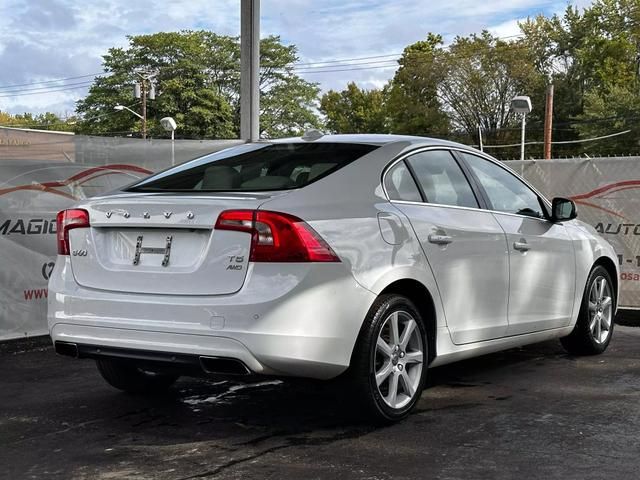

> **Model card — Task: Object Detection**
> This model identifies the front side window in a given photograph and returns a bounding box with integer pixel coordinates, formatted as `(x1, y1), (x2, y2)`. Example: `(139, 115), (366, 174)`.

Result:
(405, 150), (479, 209)
(460, 153), (544, 218)
(128, 142), (378, 192)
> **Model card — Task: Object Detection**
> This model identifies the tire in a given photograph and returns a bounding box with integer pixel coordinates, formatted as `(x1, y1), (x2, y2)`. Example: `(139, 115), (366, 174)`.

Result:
(96, 358), (179, 394)
(349, 294), (428, 422)
(561, 265), (615, 355)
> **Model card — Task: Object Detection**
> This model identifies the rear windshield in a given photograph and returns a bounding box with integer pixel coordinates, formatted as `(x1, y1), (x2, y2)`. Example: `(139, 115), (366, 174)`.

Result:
(127, 142), (378, 192)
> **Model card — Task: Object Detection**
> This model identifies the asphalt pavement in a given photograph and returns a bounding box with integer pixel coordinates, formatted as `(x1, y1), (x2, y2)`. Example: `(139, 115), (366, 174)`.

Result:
(2, 324), (640, 480)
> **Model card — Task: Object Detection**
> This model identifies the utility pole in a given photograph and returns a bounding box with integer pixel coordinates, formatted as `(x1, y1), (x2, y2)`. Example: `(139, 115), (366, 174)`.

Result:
(133, 71), (157, 140)
(240, 0), (260, 142)
(543, 84), (554, 160)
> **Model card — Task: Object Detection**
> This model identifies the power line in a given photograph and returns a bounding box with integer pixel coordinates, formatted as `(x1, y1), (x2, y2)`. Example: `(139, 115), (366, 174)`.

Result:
(482, 129), (632, 149)
(290, 54), (401, 67)
(293, 63), (399, 74)
(0, 82), (94, 98)
(0, 73), (106, 91)
(0, 33), (528, 93)
(289, 33), (525, 68)
(0, 80), (96, 94)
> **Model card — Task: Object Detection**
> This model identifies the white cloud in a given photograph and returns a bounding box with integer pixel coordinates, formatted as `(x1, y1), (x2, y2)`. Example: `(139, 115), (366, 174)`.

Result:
(0, 0), (594, 114)
(488, 18), (525, 39)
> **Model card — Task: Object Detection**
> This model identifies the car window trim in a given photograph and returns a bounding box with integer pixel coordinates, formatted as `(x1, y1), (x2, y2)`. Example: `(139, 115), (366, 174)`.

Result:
(390, 148), (484, 210)
(382, 146), (485, 212)
(402, 159), (428, 203)
(382, 145), (553, 222)
(449, 150), (491, 210)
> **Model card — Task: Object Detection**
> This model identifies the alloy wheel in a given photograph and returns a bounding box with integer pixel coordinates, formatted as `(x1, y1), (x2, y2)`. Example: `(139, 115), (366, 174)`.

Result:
(374, 310), (424, 409)
(588, 276), (613, 344)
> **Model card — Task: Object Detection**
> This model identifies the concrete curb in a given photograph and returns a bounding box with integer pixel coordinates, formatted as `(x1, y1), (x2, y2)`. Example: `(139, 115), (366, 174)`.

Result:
(616, 309), (640, 327)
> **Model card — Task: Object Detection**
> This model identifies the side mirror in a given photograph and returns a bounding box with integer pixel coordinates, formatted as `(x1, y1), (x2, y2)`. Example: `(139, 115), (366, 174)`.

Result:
(551, 197), (577, 222)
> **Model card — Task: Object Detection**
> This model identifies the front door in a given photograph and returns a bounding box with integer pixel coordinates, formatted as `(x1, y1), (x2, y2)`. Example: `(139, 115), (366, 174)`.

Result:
(459, 152), (576, 334)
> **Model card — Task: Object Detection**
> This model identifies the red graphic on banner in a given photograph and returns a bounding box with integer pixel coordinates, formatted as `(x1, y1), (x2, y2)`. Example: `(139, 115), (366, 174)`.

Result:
(570, 180), (640, 220)
(0, 164), (152, 200)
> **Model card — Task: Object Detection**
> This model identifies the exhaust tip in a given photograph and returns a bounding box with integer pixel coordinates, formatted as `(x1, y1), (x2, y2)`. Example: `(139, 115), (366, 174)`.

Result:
(199, 356), (250, 375)
(55, 341), (79, 358)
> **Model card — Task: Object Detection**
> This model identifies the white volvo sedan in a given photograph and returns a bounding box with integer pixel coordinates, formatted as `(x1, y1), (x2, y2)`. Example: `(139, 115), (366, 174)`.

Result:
(49, 134), (618, 421)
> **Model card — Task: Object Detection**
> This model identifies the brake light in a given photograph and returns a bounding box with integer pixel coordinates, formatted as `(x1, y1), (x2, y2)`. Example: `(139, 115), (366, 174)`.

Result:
(215, 210), (340, 262)
(56, 209), (90, 255)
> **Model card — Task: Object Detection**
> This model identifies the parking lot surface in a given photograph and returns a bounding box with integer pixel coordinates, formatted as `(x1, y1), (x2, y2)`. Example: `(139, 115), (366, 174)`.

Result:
(2, 325), (640, 480)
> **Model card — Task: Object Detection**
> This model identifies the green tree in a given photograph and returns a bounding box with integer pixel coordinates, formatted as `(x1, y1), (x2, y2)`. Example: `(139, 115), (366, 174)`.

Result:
(438, 32), (544, 148)
(75, 31), (321, 139)
(0, 111), (76, 131)
(319, 82), (388, 133)
(385, 33), (449, 136)
(258, 37), (321, 137)
(520, 0), (640, 155)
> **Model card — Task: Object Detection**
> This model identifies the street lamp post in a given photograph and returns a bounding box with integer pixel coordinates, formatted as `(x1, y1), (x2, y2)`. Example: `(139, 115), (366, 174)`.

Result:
(510, 96), (532, 161)
(160, 117), (177, 166)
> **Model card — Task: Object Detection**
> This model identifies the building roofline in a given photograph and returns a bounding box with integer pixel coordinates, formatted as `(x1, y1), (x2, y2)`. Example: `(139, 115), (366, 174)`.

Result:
(0, 125), (74, 135)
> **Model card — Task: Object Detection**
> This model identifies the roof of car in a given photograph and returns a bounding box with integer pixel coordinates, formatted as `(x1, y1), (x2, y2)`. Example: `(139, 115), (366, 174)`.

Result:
(268, 133), (478, 151)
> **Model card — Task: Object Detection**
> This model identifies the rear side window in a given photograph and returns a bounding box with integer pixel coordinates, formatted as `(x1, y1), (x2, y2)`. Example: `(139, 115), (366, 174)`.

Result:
(406, 150), (479, 209)
(385, 161), (422, 202)
(128, 142), (378, 192)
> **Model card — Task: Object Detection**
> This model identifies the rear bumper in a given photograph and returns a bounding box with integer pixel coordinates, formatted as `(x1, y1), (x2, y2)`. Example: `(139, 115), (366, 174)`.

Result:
(53, 340), (252, 376)
(48, 257), (376, 380)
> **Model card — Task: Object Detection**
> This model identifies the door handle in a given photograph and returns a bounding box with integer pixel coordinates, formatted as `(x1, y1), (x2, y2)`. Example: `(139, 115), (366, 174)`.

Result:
(428, 234), (453, 245)
(513, 240), (530, 252)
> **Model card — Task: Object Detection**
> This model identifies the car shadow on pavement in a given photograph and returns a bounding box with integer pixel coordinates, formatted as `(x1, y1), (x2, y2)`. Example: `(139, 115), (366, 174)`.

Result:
(103, 338), (568, 436)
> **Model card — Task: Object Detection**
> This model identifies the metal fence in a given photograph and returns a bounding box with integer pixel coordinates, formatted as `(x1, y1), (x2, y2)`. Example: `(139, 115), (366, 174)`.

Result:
(1, 132), (638, 339)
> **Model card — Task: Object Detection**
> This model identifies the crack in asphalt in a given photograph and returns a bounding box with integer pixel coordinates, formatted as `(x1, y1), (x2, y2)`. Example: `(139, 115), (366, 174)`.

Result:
(176, 426), (378, 479)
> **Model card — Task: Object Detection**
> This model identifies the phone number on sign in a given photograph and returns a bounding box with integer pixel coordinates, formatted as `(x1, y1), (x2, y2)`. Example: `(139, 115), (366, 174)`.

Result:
(616, 256), (640, 281)
(617, 255), (640, 267)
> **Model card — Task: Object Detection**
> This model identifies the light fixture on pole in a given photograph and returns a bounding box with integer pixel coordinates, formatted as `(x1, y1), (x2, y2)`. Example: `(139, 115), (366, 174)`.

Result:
(160, 117), (177, 166)
(114, 104), (143, 120)
(510, 96), (532, 161)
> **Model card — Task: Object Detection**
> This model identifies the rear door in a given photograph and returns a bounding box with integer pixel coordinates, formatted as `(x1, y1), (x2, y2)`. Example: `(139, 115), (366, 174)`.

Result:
(386, 149), (510, 344)
(458, 152), (576, 334)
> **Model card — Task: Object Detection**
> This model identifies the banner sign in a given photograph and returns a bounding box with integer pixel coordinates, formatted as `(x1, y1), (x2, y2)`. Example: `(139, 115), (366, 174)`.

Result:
(0, 162), (154, 340)
(0, 135), (240, 340)
(511, 158), (640, 310)
(1, 151), (639, 340)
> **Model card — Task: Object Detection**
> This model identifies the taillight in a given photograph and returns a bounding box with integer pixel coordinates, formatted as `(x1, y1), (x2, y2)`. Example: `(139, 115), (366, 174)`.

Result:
(215, 210), (340, 263)
(56, 209), (90, 255)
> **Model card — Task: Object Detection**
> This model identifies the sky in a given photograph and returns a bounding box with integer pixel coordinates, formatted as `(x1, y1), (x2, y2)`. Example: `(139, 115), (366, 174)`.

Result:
(0, 0), (593, 117)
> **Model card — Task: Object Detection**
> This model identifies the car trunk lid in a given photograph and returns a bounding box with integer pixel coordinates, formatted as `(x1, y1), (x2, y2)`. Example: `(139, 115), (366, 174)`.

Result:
(68, 193), (274, 295)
